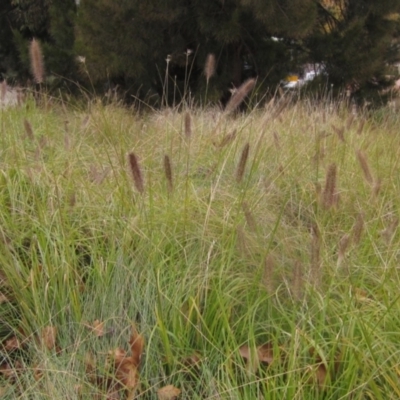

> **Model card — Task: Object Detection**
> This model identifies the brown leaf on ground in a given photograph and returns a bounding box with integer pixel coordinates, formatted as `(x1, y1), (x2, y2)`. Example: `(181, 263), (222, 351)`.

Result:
(239, 342), (275, 371)
(315, 362), (328, 388)
(0, 362), (15, 380)
(157, 385), (181, 400)
(4, 336), (22, 351)
(110, 345), (140, 394)
(84, 320), (105, 337)
(0, 293), (10, 304)
(257, 342), (274, 365)
(129, 328), (144, 367)
(41, 326), (57, 350)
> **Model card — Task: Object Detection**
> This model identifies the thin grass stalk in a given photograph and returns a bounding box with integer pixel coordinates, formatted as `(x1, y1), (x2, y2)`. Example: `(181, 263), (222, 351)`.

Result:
(242, 202), (257, 232)
(128, 152), (144, 194)
(263, 254), (275, 294)
(163, 155), (173, 193)
(292, 261), (303, 301)
(337, 234), (351, 267)
(310, 224), (321, 287)
(236, 143), (250, 183)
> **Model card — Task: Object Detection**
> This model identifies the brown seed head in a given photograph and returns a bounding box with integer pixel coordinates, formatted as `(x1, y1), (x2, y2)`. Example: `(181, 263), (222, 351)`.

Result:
(356, 149), (373, 184)
(24, 119), (34, 140)
(29, 39), (45, 84)
(128, 152), (144, 194)
(225, 78), (256, 114)
(163, 155), (173, 193)
(204, 53), (216, 84)
(322, 163), (337, 209)
(352, 213), (364, 245)
(236, 143), (250, 183)
(184, 112), (192, 138)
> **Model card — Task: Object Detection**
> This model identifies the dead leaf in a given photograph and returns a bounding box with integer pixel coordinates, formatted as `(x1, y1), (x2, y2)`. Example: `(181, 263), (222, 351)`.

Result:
(239, 342), (274, 371)
(315, 362), (328, 388)
(257, 342), (274, 365)
(129, 327), (144, 367)
(5, 336), (22, 351)
(157, 385), (181, 400)
(0, 363), (15, 380)
(0, 385), (10, 396)
(33, 364), (44, 381)
(0, 293), (10, 304)
(84, 320), (105, 337)
(41, 326), (57, 350)
(111, 347), (139, 394)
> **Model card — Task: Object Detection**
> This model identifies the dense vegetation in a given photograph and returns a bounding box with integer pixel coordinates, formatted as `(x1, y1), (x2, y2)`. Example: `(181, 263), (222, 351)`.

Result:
(1, 93), (400, 398)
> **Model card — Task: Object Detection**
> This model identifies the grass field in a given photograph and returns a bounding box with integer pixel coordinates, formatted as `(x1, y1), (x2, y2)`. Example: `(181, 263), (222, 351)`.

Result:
(1, 95), (400, 399)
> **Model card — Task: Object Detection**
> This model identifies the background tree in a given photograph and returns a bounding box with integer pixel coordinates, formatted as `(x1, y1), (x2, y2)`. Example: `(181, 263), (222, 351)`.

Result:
(306, 0), (400, 100)
(75, 0), (318, 105)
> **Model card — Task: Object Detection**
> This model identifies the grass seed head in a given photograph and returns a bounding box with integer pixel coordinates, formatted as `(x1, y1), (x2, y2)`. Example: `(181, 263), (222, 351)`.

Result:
(356, 149), (373, 184)
(23, 119), (34, 140)
(322, 163), (337, 209)
(184, 112), (192, 139)
(225, 78), (256, 114)
(204, 53), (216, 84)
(29, 38), (45, 84)
(236, 143), (250, 183)
(352, 213), (364, 245)
(163, 154), (173, 193)
(128, 152), (144, 194)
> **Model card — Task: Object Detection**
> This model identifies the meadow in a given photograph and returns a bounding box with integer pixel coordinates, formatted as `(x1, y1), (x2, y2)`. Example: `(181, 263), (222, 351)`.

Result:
(1, 93), (400, 399)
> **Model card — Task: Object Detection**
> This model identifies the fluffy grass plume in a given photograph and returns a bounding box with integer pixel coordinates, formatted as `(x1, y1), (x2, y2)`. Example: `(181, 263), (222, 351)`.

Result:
(321, 163), (338, 209)
(163, 154), (173, 193)
(29, 38), (45, 84)
(236, 142), (250, 183)
(128, 152), (144, 194)
(204, 53), (216, 84)
(225, 78), (256, 114)
(356, 149), (373, 184)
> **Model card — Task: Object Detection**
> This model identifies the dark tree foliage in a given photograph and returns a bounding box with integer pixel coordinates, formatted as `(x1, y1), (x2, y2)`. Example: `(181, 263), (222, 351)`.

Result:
(3, 0), (77, 85)
(307, 0), (400, 99)
(0, 1), (19, 80)
(76, 0), (318, 104)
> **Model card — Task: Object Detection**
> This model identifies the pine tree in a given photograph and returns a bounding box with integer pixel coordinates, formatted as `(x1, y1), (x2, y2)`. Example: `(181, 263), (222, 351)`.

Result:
(307, 0), (400, 99)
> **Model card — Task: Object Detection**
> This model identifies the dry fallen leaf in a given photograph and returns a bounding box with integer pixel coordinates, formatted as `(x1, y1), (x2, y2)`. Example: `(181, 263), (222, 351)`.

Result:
(84, 320), (105, 337)
(239, 342), (275, 371)
(0, 293), (10, 304)
(257, 342), (274, 365)
(129, 327), (144, 367)
(41, 326), (57, 350)
(5, 336), (22, 351)
(157, 385), (181, 400)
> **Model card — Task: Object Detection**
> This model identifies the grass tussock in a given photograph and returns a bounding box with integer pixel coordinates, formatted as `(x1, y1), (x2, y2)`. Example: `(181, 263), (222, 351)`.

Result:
(1, 97), (400, 398)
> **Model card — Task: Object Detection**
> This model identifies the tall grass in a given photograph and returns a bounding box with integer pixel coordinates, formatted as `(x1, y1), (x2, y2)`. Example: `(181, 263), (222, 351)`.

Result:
(1, 96), (400, 398)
